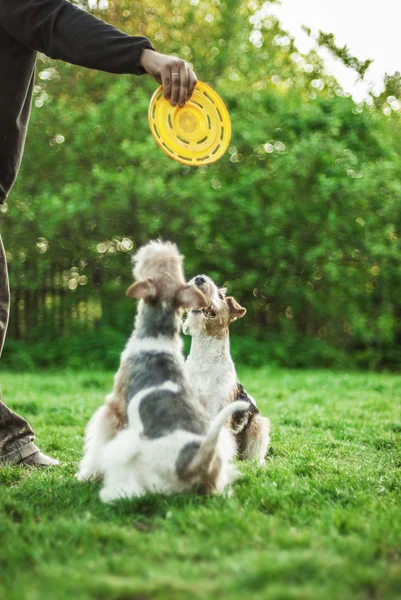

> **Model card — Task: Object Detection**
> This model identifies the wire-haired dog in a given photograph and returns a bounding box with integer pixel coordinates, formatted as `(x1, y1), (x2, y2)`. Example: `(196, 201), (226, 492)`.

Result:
(78, 242), (248, 501)
(183, 275), (270, 465)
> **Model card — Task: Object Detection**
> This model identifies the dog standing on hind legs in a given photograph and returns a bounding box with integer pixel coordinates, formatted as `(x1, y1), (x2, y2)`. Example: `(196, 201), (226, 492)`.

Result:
(183, 275), (271, 465)
(77, 241), (249, 500)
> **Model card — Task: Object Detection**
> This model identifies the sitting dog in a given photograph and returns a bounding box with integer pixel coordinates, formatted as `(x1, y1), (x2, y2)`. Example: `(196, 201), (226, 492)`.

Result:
(78, 241), (248, 501)
(183, 275), (270, 464)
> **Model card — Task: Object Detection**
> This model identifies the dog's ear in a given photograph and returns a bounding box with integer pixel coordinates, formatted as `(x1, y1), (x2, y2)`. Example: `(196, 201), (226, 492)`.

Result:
(126, 278), (157, 300)
(226, 296), (246, 322)
(175, 285), (208, 309)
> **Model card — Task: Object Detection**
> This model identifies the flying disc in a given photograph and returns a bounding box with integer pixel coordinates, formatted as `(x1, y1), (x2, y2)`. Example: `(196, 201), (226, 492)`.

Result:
(148, 81), (231, 166)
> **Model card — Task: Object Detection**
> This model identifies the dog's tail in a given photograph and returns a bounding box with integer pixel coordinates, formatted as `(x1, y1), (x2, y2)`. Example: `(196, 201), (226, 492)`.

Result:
(184, 400), (249, 481)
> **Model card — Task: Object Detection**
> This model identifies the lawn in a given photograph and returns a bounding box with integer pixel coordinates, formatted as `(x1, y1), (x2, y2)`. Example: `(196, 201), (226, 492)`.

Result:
(0, 367), (400, 600)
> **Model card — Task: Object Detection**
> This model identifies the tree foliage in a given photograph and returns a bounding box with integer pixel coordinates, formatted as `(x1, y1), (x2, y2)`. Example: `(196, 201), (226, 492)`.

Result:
(313, 30), (373, 80)
(2, 0), (401, 370)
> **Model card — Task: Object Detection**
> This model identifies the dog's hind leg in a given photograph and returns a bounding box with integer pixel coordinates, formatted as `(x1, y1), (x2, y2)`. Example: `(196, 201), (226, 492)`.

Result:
(239, 414), (270, 465)
(76, 404), (121, 481)
(99, 430), (144, 502)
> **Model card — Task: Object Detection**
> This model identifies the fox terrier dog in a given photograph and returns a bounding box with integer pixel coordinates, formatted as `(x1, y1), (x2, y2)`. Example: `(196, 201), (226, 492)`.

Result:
(77, 242), (248, 501)
(183, 275), (270, 465)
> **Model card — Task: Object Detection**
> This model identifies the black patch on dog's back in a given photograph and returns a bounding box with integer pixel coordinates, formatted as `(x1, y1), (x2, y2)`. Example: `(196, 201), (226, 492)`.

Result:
(125, 352), (186, 403)
(139, 389), (208, 439)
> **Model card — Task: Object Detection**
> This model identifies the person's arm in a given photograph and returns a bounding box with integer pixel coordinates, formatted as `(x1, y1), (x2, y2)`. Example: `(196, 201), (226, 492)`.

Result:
(0, 0), (198, 104)
(0, 0), (153, 75)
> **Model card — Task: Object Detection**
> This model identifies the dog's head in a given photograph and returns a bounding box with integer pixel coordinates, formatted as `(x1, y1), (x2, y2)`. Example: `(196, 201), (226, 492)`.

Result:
(182, 274), (246, 338)
(126, 241), (207, 311)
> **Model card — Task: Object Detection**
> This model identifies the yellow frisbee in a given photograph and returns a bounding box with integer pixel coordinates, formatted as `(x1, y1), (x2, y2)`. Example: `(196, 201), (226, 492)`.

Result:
(148, 81), (231, 166)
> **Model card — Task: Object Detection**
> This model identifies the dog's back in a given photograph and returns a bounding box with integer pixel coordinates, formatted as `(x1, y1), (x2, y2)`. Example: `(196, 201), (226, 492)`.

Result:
(126, 346), (210, 440)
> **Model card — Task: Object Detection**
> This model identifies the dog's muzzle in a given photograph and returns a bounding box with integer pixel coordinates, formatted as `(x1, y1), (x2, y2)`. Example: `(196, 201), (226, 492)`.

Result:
(194, 276), (206, 287)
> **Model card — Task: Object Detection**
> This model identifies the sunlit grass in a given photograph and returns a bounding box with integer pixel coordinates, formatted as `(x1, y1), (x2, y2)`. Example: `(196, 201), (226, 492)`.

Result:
(0, 368), (400, 600)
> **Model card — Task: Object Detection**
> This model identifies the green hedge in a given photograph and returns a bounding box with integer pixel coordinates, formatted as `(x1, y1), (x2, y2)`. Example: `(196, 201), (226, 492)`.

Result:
(2, 1), (401, 370)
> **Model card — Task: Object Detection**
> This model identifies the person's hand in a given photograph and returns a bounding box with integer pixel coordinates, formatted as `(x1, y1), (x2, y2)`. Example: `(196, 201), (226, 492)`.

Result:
(139, 49), (197, 108)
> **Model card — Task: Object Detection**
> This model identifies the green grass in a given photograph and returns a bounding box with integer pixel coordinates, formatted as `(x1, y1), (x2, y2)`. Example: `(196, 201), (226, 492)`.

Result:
(0, 367), (400, 600)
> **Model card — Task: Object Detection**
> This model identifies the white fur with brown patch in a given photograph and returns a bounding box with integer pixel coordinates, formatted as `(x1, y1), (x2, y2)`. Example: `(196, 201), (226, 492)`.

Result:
(76, 241), (204, 484)
(78, 242), (248, 499)
(183, 274), (271, 465)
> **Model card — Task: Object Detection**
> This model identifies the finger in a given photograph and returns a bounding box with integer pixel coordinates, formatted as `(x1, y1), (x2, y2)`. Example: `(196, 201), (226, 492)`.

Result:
(170, 66), (181, 107)
(170, 74), (180, 106)
(178, 63), (189, 108)
(187, 68), (198, 101)
(161, 66), (172, 100)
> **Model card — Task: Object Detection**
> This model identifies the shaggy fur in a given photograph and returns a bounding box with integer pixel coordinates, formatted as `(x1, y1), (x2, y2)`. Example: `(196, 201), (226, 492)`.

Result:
(183, 275), (271, 464)
(77, 242), (248, 500)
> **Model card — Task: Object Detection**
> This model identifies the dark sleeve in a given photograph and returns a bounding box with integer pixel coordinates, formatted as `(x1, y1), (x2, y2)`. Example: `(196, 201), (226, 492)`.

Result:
(0, 0), (155, 75)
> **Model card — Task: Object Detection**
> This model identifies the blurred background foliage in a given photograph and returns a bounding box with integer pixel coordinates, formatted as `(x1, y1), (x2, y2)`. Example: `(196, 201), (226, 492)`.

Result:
(2, 0), (401, 371)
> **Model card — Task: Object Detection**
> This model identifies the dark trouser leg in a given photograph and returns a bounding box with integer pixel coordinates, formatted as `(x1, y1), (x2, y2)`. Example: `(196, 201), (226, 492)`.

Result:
(0, 233), (37, 464)
(0, 232), (9, 357)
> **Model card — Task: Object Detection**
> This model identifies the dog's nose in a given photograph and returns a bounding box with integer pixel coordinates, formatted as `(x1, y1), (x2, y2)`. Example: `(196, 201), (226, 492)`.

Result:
(194, 276), (206, 286)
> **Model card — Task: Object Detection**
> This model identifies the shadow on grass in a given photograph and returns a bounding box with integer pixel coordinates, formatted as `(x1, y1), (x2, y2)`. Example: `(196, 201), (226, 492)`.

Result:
(0, 463), (241, 523)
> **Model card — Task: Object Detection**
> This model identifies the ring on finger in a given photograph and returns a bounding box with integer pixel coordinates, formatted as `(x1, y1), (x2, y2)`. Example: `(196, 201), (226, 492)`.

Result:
(171, 72), (180, 76)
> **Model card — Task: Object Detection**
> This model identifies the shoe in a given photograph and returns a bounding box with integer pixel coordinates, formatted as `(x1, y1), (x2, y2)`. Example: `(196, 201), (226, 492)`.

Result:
(21, 451), (60, 466)
(1, 441), (60, 466)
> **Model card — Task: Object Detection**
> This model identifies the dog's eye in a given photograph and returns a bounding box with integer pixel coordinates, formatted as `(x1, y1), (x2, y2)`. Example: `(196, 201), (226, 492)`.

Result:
(203, 307), (217, 318)
(218, 293), (224, 300)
